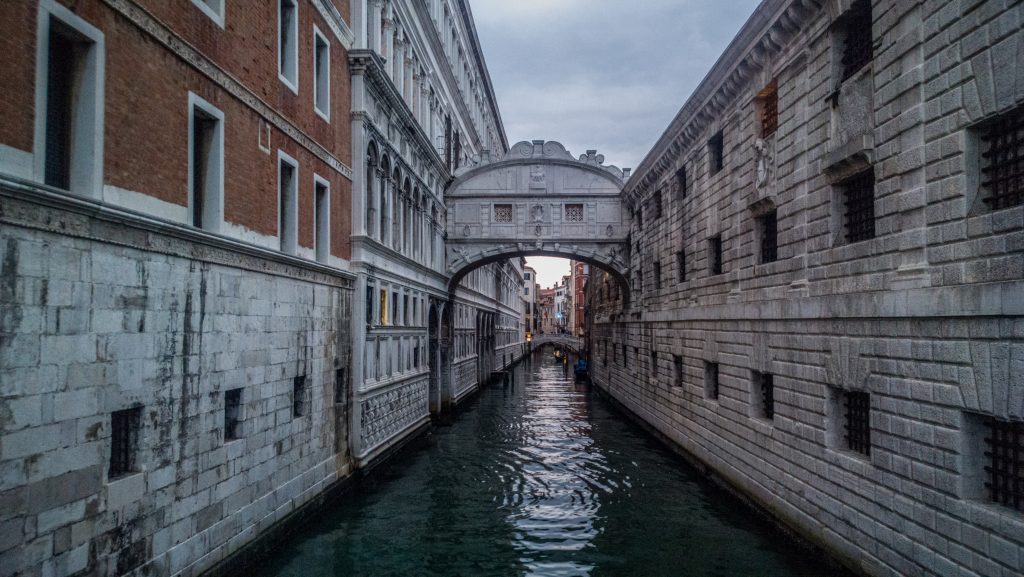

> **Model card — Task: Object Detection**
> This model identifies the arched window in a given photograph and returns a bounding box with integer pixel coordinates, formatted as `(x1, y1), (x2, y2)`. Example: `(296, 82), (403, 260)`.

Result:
(366, 144), (379, 238)
(391, 168), (401, 250)
(430, 204), (438, 268)
(380, 155), (391, 245)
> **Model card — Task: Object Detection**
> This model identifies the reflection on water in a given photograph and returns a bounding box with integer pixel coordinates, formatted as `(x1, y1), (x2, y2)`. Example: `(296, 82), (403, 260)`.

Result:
(248, 352), (841, 577)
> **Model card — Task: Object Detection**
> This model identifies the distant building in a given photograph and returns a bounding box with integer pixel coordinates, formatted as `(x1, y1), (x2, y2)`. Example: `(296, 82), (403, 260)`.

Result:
(523, 264), (539, 337)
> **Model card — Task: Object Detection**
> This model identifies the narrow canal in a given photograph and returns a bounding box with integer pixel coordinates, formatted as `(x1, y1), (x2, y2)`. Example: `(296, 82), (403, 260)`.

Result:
(250, 351), (843, 577)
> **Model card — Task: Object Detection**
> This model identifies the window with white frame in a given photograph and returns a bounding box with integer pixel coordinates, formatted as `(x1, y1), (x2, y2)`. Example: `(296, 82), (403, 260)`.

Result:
(188, 93), (224, 232)
(313, 26), (330, 121)
(278, 152), (298, 254)
(314, 175), (330, 263)
(191, 0), (225, 27)
(35, 0), (105, 197)
(278, 0), (298, 92)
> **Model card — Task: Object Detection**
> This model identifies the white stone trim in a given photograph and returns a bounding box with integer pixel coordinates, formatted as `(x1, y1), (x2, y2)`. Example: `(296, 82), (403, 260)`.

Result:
(0, 143), (33, 180)
(313, 173), (331, 264)
(190, 0), (225, 28)
(33, 0), (105, 199)
(102, 184), (189, 225)
(187, 92), (225, 233)
(277, 150), (299, 255)
(278, 0), (299, 94)
(312, 25), (331, 123)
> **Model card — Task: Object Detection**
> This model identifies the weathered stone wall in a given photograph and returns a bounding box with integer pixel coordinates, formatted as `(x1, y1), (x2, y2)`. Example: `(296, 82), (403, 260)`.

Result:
(0, 189), (354, 577)
(592, 1), (1024, 576)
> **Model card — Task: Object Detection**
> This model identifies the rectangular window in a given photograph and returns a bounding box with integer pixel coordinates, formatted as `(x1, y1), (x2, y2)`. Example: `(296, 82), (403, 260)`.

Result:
(839, 0), (873, 81)
(709, 235), (723, 275)
(314, 177), (330, 263)
(982, 417), (1023, 511)
(653, 189), (663, 219)
(843, 391), (871, 456)
(978, 105), (1024, 210)
(293, 375), (307, 418)
(653, 261), (661, 290)
(622, 344), (628, 368)
(109, 407), (142, 479)
(677, 249), (686, 283)
(493, 204), (513, 222)
(674, 355), (683, 387)
(704, 362), (719, 400)
(708, 131), (724, 175)
(334, 368), (346, 405)
(365, 284), (374, 324)
(191, 0), (225, 27)
(224, 388), (242, 441)
(565, 204), (584, 222)
(760, 210), (778, 263)
(754, 371), (774, 421)
(757, 80), (778, 138)
(675, 166), (687, 199)
(841, 171), (875, 243)
(403, 294), (409, 325)
(278, 0), (298, 92)
(278, 152), (298, 254)
(189, 94), (224, 231)
(313, 26), (330, 120)
(379, 288), (388, 325)
(650, 351), (658, 378)
(413, 344), (420, 368)
(38, 5), (104, 197)
(392, 292), (399, 326)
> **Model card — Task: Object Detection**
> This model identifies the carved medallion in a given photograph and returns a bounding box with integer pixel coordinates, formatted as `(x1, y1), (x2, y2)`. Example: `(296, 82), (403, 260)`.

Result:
(530, 204), (544, 222)
(462, 225), (471, 236)
(530, 165), (546, 189)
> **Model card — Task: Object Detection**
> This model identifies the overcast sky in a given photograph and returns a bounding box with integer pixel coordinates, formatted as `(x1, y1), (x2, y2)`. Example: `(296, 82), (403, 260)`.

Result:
(471, 0), (760, 288)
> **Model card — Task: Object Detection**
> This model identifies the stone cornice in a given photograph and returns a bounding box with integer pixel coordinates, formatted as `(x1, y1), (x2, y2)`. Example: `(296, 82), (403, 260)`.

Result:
(0, 175), (356, 288)
(453, 0), (508, 153)
(311, 0), (356, 49)
(102, 0), (354, 181)
(358, 115), (444, 206)
(624, 0), (822, 202)
(351, 49), (449, 178)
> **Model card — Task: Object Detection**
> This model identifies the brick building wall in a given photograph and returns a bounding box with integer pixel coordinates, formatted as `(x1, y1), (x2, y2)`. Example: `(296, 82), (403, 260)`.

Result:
(590, 1), (1024, 576)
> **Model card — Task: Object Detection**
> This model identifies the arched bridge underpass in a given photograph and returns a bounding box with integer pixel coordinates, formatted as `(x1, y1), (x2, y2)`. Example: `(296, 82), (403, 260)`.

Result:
(531, 334), (584, 355)
(444, 140), (633, 300)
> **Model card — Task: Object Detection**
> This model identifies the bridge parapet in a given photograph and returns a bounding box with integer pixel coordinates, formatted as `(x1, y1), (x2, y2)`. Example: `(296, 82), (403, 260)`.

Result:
(532, 334), (583, 354)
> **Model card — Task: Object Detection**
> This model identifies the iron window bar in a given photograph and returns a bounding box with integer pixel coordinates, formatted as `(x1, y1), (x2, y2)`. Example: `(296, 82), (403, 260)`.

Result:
(843, 171), (876, 243)
(710, 236), (723, 275)
(984, 418), (1023, 512)
(707, 362), (719, 400)
(761, 211), (778, 263)
(840, 0), (873, 81)
(980, 106), (1024, 210)
(760, 373), (775, 420)
(844, 391), (871, 456)
(759, 81), (779, 138)
(109, 407), (141, 478)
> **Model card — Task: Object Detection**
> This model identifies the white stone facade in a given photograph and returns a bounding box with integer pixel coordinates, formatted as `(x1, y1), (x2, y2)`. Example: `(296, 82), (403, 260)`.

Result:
(589, 1), (1024, 576)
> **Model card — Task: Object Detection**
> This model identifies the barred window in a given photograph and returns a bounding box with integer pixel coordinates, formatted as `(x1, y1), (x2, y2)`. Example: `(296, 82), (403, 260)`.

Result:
(840, 0), (872, 81)
(760, 210), (778, 263)
(109, 407), (142, 479)
(704, 362), (719, 400)
(653, 261), (661, 290)
(979, 106), (1024, 210)
(674, 355), (683, 387)
(493, 204), (513, 222)
(334, 368), (346, 405)
(565, 204), (584, 222)
(293, 375), (308, 418)
(675, 166), (687, 199)
(709, 235), (723, 275)
(709, 131), (724, 175)
(677, 249), (686, 283)
(757, 80), (778, 138)
(653, 189), (663, 219)
(224, 388), (242, 441)
(841, 171), (875, 243)
(983, 417), (1023, 511)
(843, 391), (871, 456)
(754, 371), (774, 420)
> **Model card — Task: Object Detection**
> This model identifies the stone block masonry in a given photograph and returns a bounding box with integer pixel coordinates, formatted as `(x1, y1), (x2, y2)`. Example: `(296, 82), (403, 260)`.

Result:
(0, 187), (354, 577)
(590, 1), (1024, 576)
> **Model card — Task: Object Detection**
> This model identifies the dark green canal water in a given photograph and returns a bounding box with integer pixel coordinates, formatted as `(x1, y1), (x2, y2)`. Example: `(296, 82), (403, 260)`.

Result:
(250, 352), (843, 577)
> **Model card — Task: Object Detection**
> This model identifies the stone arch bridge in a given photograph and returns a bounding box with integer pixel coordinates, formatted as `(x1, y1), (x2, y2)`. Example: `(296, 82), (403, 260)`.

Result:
(444, 140), (632, 296)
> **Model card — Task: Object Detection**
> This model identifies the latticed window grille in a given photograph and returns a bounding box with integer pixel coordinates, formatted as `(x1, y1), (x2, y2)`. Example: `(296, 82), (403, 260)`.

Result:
(844, 391), (871, 456)
(842, 171), (875, 243)
(758, 372), (775, 420)
(709, 235), (723, 275)
(760, 210), (778, 263)
(565, 204), (584, 222)
(224, 388), (242, 441)
(840, 0), (873, 81)
(758, 81), (778, 138)
(493, 204), (513, 222)
(677, 250), (686, 283)
(705, 362), (719, 400)
(984, 418), (1023, 511)
(109, 407), (141, 478)
(676, 166), (687, 198)
(980, 106), (1024, 210)
(709, 131), (724, 174)
(293, 375), (307, 417)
